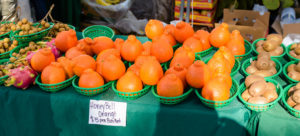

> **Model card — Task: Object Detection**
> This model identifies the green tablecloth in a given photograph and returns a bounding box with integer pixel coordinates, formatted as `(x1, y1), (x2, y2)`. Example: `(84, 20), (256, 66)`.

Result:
(0, 35), (298, 136)
(0, 35), (251, 136)
(0, 82), (250, 136)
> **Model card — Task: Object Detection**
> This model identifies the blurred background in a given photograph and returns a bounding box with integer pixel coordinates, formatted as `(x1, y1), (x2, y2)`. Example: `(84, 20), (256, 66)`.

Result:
(0, 0), (299, 35)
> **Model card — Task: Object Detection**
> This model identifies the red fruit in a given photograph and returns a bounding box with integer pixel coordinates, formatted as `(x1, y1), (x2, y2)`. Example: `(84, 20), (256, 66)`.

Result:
(202, 77), (231, 101)
(31, 48), (55, 72)
(116, 71), (143, 92)
(139, 58), (163, 85)
(170, 53), (194, 69)
(151, 37), (173, 63)
(157, 74), (184, 97)
(41, 62), (66, 84)
(65, 46), (87, 59)
(183, 36), (203, 53)
(57, 57), (75, 79)
(98, 55), (126, 82)
(159, 31), (176, 46)
(141, 41), (152, 56)
(55, 29), (78, 52)
(72, 55), (96, 76)
(77, 37), (94, 56)
(79, 69), (104, 88)
(208, 53), (231, 74)
(164, 24), (176, 36)
(127, 64), (141, 77)
(174, 21), (194, 43)
(165, 64), (188, 88)
(226, 30), (245, 55)
(120, 35), (143, 62)
(194, 30), (211, 50)
(186, 60), (211, 88)
(209, 23), (230, 48)
(92, 36), (114, 55)
(231, 30), (244, 44)
(114, 38), (124, 52)
(217, 46), (235, 69)
(145, 19), (164, 39)
(212, 68), (232, 88)
(96, 48), (121, 63)
(171, 46), (195, 68)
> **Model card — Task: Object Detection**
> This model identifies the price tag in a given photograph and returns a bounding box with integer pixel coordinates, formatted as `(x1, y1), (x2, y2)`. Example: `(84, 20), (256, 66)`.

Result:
(89, 100), (127, 127)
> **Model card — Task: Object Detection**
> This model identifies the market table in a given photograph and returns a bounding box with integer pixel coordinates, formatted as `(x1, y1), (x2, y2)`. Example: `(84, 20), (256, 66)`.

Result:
(1, 34), (299, 136)
(0, 35), (251, 136)
(0, 80), (251, 136)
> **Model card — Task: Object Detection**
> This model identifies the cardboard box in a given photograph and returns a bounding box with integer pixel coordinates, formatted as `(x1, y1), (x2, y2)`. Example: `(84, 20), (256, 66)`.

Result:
(216, 9), (270, 42)
(174, 6), (216, 23)
(175, 0), (217, 10)
(272, 8), (300, 37)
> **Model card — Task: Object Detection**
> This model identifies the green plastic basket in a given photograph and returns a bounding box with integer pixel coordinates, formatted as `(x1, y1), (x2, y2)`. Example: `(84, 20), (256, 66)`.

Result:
(82, 25), (115, 39)
(241, 57), (282, 80)
(0, 21), (13, 40)
(1, 37), (20, 58)
(0, 50), (12, 59)
(282, 83), (300, 118)
(204, 57), (240, 77)
(12, 23), (53, 43)
(238, 79), (283, 112)
(68, 25), (75, 30)
(234, 40), (252, 62)
(172, 43), (182, 50)
(195, 79), (239, 108)
(286, 43), (300, 61)
(163, 61), (170, 71)
(35, 75), (76, 92)
(9, 43), (28, 57)
(195, 47), (214, 57)
(152, 86), (194, 105)
(72, 76), (111, 96)
(0, 59), (9, 85)
(0, 31), (11, 40)
(112, 81), (151, 100)
(160, 62), (168, 71)
(163, 53), (202, 70)
(252, 38), (286, 62)
(123, 60), (131, 68)
(283, 61), (299, 83)
(231, 58), (241, 76)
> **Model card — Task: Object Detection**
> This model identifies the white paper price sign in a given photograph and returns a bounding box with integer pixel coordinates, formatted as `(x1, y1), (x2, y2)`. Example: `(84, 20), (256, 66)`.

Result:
(89, 100), (127, 127)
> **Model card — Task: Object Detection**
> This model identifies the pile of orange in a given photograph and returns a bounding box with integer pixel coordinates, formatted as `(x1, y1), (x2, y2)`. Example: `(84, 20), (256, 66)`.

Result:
(37, 20), (246, 100)
(144, 20), (244, 100)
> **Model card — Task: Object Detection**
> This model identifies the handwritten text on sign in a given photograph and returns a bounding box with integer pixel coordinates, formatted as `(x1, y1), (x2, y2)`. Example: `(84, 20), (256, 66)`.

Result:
(89, 100), (127, 127)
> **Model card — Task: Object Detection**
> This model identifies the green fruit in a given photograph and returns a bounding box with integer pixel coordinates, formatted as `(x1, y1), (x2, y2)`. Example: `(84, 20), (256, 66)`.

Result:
(263, 0), (280, 10)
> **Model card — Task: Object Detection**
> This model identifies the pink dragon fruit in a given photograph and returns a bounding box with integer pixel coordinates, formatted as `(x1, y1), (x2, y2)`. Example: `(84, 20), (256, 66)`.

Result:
(5, 66), (37, 89)
(46, 38), (60, 59)
(27, 39), (61, 64)
(26, 51), (37, 64)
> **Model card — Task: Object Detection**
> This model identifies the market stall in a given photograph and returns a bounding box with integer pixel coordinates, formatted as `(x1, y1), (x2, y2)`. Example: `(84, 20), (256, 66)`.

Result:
(1, 1), (300, 136)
